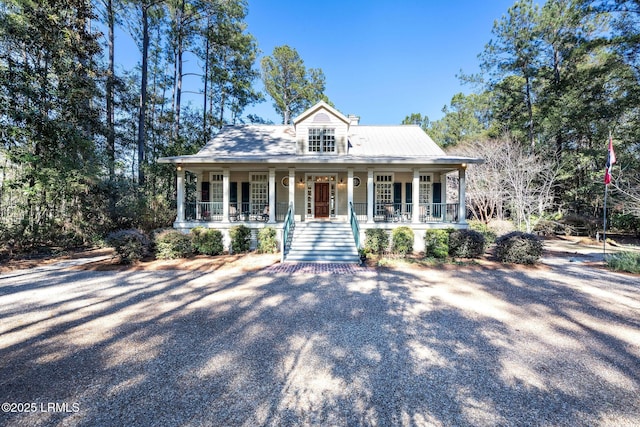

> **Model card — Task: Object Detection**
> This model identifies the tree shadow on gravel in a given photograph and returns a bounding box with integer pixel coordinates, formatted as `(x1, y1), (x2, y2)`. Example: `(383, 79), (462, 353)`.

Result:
(1, 262), (639, 426)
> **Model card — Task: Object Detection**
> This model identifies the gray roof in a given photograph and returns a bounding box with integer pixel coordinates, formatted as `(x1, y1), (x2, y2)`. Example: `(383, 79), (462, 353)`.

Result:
(158, 124), (481, 166)
(196, 125), (295, 157)
(347, 125), (445, 156)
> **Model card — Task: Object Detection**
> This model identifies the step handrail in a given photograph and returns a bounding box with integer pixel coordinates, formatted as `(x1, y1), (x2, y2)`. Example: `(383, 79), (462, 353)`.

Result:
(281, 202), (294, 262)
(349, 202), (361, 250)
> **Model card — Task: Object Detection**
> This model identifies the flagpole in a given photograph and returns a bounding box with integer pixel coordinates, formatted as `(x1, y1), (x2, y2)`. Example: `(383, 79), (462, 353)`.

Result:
(603, 130), (614, 258)
(603, 183), (608, 257)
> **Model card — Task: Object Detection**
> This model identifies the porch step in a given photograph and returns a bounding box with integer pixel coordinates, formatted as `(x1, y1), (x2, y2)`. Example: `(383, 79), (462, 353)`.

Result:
(285, 222), (360, 264)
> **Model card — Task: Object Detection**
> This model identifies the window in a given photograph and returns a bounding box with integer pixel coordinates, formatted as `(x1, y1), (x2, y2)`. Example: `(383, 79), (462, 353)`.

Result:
(419, 174), (432, 204)
(308, 128), (335, 153)
(210, 174), (223, 203)
(250, 173), (268, 214)
(375, 174), (394, 206)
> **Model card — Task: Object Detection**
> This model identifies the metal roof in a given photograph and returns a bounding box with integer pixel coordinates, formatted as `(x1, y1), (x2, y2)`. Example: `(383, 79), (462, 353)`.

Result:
(347, 125), (445, 156)
(196, 125), (295, 157)
(158, 123), (481, 165)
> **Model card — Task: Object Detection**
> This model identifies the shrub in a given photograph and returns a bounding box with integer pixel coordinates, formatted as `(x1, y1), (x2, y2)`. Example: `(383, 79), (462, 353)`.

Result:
(105, 229), (151, 264)
(391, 226), (414, 256)
(606, 251), (640, 274)
(469, 220), (498, 245)
(191, 227), (224, 256)
(495, 231), (544, 264)
(424, 229), (449, 258)
(448, 229), (486, 258)
(230, 225), (251, 253)
(257, 226), (278, 253)
(364, 229), (389, 255)
(609, 213), (640, 236)
(154, 230), (193, 259)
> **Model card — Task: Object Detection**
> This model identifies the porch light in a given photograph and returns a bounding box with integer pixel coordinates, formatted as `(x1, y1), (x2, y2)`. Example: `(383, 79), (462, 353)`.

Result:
(177, 165), (182, 171)
(461, 163), (467, 169)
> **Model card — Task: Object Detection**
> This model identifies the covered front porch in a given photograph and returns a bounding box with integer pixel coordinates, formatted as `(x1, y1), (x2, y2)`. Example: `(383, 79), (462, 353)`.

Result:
(173, 165), (469, 228)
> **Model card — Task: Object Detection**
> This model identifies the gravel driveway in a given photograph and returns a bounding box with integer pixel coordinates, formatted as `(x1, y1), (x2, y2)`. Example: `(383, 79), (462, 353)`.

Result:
(1, 257), (639, 426)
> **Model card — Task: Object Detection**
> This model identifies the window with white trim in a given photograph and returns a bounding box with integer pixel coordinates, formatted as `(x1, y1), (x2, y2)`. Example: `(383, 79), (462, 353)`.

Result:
(210, 174), (223, 203)
(375, 174), (393, 206)
(250, 173), (268, 214)
(419, 174), (432, 204)
(308, 128), (335, 153)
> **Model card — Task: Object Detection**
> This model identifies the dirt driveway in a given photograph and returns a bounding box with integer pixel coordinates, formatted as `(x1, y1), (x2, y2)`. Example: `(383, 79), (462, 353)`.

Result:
(1, 255), (639, 426)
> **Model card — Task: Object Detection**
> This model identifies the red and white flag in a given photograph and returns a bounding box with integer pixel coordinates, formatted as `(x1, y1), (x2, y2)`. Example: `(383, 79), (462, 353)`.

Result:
(604, 135), (616, 185)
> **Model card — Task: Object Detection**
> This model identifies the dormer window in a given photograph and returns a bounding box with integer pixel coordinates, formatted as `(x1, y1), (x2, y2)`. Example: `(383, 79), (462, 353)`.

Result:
(308, 128), (335, 153)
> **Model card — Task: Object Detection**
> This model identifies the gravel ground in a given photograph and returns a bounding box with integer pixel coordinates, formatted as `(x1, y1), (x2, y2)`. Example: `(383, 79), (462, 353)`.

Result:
(0, 256), (639, 426)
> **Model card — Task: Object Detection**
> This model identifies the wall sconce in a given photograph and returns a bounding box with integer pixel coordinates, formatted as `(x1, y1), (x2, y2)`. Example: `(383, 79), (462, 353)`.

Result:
(338, 178), (345, 185)
(461, 163), (467, 169)
(297, 178), (305, 186)
(177, 165), (182, 171)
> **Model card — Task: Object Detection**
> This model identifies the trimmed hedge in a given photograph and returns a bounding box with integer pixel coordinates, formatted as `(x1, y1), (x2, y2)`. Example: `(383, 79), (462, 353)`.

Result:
(191, 227), (224, 256)
(424, 229), (449, 258)
(448, 229), (486, 258)
(230, 225), (251, 253)
(364, 229), (389, 255)
(392, 226), (414, 256)
(495, 231), (544, 264)
(106, 229), (151, 264)
(257, 226), (278, 254)
(155, 230), (193, 259)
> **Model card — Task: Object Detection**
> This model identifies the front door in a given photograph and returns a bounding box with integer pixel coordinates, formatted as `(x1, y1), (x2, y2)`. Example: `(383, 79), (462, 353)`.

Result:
(314, 183), (330, 217)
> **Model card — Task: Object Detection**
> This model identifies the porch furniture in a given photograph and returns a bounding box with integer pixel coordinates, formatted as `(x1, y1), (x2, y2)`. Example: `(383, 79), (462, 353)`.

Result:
(252, 206), (269, 222)
(229, 206), (239, 221)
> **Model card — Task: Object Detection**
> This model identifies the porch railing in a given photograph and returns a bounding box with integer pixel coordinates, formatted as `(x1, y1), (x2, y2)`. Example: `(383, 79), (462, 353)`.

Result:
(367, 202), (459, 223)
(349, 202), (361, 250)
(374, 203), (412, 222)
(418, 203), (459, 223)
(281, 202), (294, 262)
(352, 202), (367, 222)
(186, 201), (224, 221)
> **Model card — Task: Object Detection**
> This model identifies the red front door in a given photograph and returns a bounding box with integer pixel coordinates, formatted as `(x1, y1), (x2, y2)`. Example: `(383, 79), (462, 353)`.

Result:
(314, 183), (330, 217)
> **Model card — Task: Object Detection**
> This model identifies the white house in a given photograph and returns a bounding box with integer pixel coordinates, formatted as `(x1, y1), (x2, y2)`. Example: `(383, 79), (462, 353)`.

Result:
(158, 101), (482, 255)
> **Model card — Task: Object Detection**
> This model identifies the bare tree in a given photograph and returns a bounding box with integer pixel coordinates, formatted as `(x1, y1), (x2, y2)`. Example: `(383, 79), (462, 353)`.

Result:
(451, 139), (506, 223)
(501, 140), (559, 232)
(612, 166), (640, 217)
(451, 138), (560, 232)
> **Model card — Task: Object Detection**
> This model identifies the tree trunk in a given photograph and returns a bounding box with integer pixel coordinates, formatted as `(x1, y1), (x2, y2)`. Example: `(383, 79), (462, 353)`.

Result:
(106, 0), (115, 182)
(525, 74), (534, 148)
(137, 3), (149, 186)
(173, 0), (185, 139)
(203, 17), (210, 145)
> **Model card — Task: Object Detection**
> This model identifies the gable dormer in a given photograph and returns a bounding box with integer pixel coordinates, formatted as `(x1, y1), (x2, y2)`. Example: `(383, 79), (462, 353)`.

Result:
(293, 101), (350, 155)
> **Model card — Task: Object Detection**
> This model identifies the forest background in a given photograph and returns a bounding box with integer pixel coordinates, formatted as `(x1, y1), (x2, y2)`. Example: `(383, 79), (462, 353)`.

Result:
(0, 0), (639, 252)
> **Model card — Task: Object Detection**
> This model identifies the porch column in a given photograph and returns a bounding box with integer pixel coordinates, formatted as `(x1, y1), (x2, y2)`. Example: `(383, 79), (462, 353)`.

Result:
(458, 166), (467, 224)
(412, 168), (420, 223)
(222, 168), (230, 223)
(268, 168), (276, 223)
(176, 166), (185, 223)
(347, 168), (354, 218)
(440, 173), (447, 220)
(196, 172), (203, 220)
(288, 168), (295, 214)
(367, 168), (374, 223)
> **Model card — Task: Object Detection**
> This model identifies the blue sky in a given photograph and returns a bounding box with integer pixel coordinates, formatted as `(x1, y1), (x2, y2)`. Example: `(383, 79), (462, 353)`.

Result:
(242, 0), (517, 125)
(111, 0), (518, 125)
